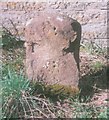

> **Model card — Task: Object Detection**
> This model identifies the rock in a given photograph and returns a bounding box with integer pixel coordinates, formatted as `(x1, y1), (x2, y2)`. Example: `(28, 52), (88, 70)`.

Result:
(25, 10), (81, 89)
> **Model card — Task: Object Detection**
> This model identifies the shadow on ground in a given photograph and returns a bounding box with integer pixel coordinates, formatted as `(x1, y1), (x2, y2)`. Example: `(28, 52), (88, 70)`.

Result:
(78, 65), (108, 102)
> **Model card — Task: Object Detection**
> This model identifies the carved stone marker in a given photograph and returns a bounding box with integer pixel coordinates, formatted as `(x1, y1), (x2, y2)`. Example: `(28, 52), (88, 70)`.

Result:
(25, 10), (81, 90)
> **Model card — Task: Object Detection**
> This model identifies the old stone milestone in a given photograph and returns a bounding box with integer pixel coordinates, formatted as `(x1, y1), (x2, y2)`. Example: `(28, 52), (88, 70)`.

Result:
(25, 10), (81, 90)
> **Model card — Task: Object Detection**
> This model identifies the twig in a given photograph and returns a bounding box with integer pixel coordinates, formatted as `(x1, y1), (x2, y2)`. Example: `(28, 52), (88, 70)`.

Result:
(22, 92), (56, 118)
(19, 98), (27, 118)
(9, 19), (21, 41)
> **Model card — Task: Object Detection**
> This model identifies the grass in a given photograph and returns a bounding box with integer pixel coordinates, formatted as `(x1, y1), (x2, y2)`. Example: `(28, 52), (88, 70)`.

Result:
(90, 61), (104, 72)
(1, 64), (108, 118)
(1, 65), (108, 119)
(1, 27), (24, 50)
(2, 28), (25, 73)
(1, 68), (31, 118)
(98, 107), (108, 118)
(2, 68), (30, 100)
(1, 69), (108, 118)
(80, 41), (107, 56)
(1, 28), (108, 119)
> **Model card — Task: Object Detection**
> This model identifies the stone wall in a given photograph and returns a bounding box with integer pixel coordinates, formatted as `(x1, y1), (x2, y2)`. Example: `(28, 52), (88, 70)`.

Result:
(1, 1), (108, 47)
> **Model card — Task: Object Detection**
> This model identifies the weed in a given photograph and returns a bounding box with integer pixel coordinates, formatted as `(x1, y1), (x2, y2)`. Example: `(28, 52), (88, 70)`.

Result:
(69, 96), (108, 118)
(1, 68), (31, 118)
(80, 41), (107, 56)
(1, 27), (24, 50)
(90, 61), (104, 72)
(98, 106), (108, 118)
(1, 27), (25, 73)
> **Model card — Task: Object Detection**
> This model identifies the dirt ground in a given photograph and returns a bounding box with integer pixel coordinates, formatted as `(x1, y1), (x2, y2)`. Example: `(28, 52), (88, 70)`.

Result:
(79, 51), (108, 107)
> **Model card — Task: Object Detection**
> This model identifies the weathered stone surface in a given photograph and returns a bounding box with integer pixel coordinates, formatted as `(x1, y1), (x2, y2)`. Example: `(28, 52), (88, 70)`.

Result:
(25, 10), (81, 88)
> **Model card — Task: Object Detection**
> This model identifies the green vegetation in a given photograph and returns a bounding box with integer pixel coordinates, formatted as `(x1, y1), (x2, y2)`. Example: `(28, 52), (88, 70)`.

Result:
(69, 97), (108, 118)
(98, 107), (108, 118)
(1, 69), (108, 118)
(1, 69), (31, 118)
(1, 27), (24, 50)
(2, 28), (25, 73)
(80, 42), (107, 56)
(90, 61), (104, 72)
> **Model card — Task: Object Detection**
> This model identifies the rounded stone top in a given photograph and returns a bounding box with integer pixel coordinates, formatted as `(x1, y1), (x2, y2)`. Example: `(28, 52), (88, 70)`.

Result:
(25, 10), (79, 44)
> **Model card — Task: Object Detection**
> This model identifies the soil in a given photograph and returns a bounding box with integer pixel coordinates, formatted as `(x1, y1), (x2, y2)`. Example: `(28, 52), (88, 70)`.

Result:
(79, 51), (108, 107)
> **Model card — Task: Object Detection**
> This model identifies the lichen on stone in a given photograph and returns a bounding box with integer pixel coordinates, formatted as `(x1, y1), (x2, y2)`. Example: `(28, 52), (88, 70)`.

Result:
(45, 84), (79, 98)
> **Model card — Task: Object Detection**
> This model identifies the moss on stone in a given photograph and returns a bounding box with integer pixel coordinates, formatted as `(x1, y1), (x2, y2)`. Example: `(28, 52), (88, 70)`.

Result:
(45, 84), (79, 98)
(32, 82), (79, 100)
